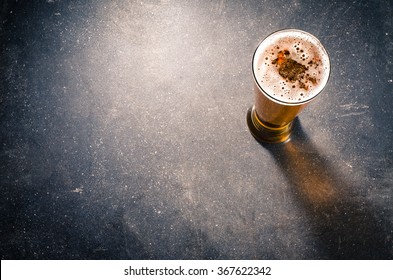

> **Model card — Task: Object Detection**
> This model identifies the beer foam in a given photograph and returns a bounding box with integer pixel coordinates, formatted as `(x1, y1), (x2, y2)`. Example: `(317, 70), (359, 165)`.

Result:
(253, 29), (330, 104)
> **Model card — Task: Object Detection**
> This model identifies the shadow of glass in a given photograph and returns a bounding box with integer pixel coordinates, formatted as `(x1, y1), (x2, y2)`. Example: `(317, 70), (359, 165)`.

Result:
(261, 119), (392, 259)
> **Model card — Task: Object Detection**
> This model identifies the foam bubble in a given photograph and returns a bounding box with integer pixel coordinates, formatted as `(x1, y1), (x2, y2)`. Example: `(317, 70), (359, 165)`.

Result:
(253, 29), (330, 104)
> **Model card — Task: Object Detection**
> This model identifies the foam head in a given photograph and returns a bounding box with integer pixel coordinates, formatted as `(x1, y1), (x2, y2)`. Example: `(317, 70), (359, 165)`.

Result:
(253, 29), (330, 104)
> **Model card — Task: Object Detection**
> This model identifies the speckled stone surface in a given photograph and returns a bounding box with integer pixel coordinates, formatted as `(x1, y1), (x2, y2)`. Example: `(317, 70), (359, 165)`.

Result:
(1, 0), (392, 259)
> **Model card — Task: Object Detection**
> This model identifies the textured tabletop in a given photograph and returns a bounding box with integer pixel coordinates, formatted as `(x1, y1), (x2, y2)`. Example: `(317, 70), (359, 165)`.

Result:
(1, 0), (392, 259)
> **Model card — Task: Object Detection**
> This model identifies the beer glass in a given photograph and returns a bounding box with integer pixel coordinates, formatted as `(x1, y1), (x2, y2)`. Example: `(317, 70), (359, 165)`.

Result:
(247, 29), (330, 143)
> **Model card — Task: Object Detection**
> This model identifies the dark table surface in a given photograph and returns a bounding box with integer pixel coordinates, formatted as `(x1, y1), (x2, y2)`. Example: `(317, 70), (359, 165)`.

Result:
(1, 0), (392, 260)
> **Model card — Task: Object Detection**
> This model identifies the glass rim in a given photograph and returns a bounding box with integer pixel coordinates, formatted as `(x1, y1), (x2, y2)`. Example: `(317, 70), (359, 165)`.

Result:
(252, 28), (331, 106)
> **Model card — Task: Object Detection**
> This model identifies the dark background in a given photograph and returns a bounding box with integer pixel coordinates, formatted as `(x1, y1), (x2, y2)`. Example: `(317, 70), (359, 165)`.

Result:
(1, 0), (392, 259)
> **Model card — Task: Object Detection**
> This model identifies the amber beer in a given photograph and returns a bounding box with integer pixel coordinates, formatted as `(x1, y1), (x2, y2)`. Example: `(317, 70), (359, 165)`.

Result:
(247, 29), (330, 143)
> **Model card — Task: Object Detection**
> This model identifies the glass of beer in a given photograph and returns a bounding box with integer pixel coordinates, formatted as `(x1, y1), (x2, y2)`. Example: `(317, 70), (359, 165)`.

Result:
(247, 29), (330, 143)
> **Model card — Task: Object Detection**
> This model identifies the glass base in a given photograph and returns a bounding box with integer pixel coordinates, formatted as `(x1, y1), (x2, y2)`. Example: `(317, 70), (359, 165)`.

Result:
(247, 106), (293, 144)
